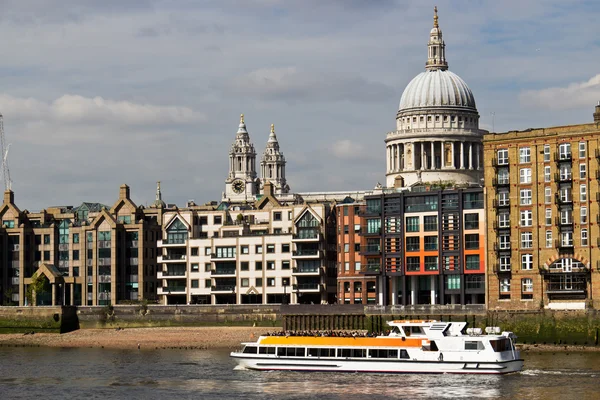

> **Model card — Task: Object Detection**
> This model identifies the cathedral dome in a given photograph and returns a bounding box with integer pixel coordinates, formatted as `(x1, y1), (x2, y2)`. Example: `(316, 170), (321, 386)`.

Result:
(398, 69), (476, 113)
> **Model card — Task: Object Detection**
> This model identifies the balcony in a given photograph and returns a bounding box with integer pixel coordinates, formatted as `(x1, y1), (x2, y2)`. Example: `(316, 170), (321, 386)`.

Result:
(157, 270), (186, 279)
(493, 221), (511, 231)
(292, 249), (321, 258)
(358, 208), (382, 217)
(98, 274), (111, 283)
(491, 177), (510, 187)
(493, 242), (511, 253)
(292, 266), (322, 275)
(159, 254), (187, 262)
(554, 194), (573, 206)
(360, 245), (381, 256)
(554, 172), (572, 183)
(211, 285), (236, 292)
(494, 265), (511, 274)
(546, 281), (586, 294)
(541, 265), (589, 274)
(159, 285), (187, 294)
(359, 228), (382, 237)
(158, 239), (187, 247)
(492, 199), (510, 208)
(294, 283), (321, 292)
(555, 216), (573, 229)
(555, 239), (574, 252)
(362, 263), (381, 275)
(211, 268), (236, 276)
(554, 152), (572, 163)
(491, 157), (509, 169)
(292, 233), (320, 242)
(210, 253), (236, 260)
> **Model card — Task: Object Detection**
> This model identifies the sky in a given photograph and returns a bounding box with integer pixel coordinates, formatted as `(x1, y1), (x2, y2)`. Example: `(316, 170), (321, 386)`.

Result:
(0, 0), (599, 210)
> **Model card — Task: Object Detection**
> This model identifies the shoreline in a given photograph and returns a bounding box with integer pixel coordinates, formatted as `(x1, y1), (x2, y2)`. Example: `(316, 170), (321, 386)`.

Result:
(1, 327), (599, 353)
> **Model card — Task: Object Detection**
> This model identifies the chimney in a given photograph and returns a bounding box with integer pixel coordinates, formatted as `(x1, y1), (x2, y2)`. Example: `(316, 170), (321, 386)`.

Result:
(264, 181), (273, 197)
(594, 101), (600, 123)
(119, 184), (130, 199)
(3, 189), (14, 204)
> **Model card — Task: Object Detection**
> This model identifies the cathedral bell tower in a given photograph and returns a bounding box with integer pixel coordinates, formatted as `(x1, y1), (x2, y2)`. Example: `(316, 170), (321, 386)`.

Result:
(224, 114), (258, 202)
(260, 123), (289, 195)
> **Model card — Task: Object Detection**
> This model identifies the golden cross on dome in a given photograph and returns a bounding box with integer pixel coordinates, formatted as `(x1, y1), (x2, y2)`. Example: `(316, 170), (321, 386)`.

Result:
(434, 6), (439, 28)
(240, 114), (244, 124)
(271, 123), (275, 134)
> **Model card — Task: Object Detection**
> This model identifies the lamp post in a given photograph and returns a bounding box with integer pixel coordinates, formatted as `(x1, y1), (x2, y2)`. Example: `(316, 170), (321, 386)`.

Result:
(231, 286), (236, 304)
(283, 279), (288, 305)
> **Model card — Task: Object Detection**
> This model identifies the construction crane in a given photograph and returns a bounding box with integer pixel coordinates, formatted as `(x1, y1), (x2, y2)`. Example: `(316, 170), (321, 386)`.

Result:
(0, 113), (12, 191)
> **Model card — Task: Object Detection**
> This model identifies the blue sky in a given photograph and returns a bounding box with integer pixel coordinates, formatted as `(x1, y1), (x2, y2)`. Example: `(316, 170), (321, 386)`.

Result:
(0, 0), (599, 209)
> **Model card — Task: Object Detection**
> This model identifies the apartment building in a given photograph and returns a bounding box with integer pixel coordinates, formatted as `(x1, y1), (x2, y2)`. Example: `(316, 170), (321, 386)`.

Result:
(157, 183), (336, 305)
(484, 104), (600, 310)
(0, 185), (162, 306)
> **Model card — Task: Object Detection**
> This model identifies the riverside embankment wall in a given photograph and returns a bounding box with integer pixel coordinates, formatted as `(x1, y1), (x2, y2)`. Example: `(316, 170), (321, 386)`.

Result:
(1, 304), (600, 345)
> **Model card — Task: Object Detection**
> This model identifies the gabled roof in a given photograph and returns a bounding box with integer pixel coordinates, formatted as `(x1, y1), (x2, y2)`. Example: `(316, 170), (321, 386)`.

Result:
(293, 204), (323, 225)
(88, 208), (118, 229)
(255, 191), (280, 210)
(24, 263), (64, 284)
(164, 212), (191, 231)
(74, 202), (108, 213)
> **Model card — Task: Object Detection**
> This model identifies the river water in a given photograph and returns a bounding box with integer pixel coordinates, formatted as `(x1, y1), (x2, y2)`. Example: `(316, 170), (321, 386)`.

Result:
(0, 347), (599, 400)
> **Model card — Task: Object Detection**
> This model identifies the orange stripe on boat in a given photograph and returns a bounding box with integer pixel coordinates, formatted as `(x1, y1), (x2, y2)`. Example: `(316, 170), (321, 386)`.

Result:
(258, 336), (422, 347)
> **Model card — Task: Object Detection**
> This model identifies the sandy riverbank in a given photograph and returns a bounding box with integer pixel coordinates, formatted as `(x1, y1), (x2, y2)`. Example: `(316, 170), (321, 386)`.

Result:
(0, 327), (278, 350)
(1, 327), (599, 352)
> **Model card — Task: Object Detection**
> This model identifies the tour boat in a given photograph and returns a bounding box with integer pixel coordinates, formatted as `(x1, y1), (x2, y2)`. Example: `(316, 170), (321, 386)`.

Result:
(230, 320), (524, 374)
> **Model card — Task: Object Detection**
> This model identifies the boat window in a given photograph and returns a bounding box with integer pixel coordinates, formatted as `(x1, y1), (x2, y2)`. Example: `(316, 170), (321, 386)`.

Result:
(403, 326), (424, 336)
(340, 349), (366, 358)
(429, 341), (438, 351)
(400, 349), (410, 359)
(277, 347), (305, 357)
(464, 341), (485, 351)
(243, 346), (258, 354)
(369, 349), (398, 359)
(489, 339), (512, 352)
(308, 348), (335, 357)
(259, 347), (276, 355)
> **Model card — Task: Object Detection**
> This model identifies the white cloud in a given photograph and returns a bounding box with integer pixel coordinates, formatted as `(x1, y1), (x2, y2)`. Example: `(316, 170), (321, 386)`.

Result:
(519, 74), (600, 111)
(0, 94), (204, 125)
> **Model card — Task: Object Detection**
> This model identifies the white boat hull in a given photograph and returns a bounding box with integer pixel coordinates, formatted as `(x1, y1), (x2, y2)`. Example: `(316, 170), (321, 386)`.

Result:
(231, 353), (524, 375)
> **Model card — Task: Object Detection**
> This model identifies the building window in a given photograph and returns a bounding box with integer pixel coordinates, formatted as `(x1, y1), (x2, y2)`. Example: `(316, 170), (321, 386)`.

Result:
(424, 236), (438, 251)
(580, 184), (587, 202)
(44, 250), (50, 261)
(579, 141), (586, 158)
(521, 232), (532, 249)
(499, 234), (510, 250)
(580, 164), (586, 179)
(560, 187), (572, 203)
(343, 225), (349, 234)
(425, 256), (438, 271)
(446, 275), (460, 290)
(72, 250), (79, 260)
(266, 278), (275, 287)
(520, 168), (532, 184)
(241, 278), (249, 288)
(240, 262), (249, 271)
(406, 237), (420, 252)
(344, 243), (350, 253)
(214, 215), (222, 224)
(44, 234), (51, 244)
(546, 231), (552, 248)
(266, 244), (275, 254)
(256, 278), (263, 287)
(190, 263), (199, 272)
(560, 164), (572, 180)
(255, 261), (263, 271)
(559, 142), (571, 159)
(205, 263), (211, 272)
(465, 255), (480, 270)
(191, 280), (199, 289)
(498, 169), (509, 185)
(545, 187), (552, 204)
(282, 261), (290, 270)
(406, 217), (420, 232)
(273, 212), (282, 221)
(499, 256), (511, 272)
(205, 247), (211, 255)
(497, 149), (508, 165)
(560, 209), (572, 225)
(544, 166), (551, 182)
(581, 207), (588, 224)
(521, 254), (533, 270)
(424, 216), (437, 231)
(464, 213), (479, 230)
(241, 245), (249, 254)
(281, 244), (290, 253)
(344, 262), (350, 271)
(354, 224), (361, 233)
(498, 213), (510, 228)
(522, 278), (533, 299)
(267, 261), (275, 270)
(191, 247), (199, 256)
(519, 147), (531, 163)
(520, 189), (532, 205)
(205, 279), (211, 288)
(256, 245), (263, 254)
(215, 246), (236, 258)
(543, 144), (551, 162)
(545, 208), (552, 225)
(520, 210), (532, 227)
(497, 191), (509, 207)
(73, 233), (79, 244)
(578, 228), (588, 247)
(464, 234), (479, 250)
(406, 256), (420, 272)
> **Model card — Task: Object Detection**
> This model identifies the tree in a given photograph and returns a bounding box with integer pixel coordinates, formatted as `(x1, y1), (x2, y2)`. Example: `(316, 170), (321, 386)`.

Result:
(26, 273), (49, 306)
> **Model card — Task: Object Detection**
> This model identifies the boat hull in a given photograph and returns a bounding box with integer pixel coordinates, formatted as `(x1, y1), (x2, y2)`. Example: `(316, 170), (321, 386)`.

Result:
(230, 354), (524, 375)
